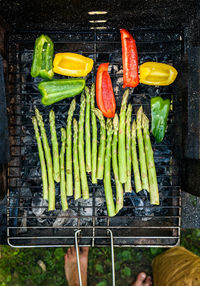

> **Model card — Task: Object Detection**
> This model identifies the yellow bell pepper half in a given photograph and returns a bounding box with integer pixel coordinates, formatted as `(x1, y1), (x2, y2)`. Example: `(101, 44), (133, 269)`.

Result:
(53, 53), (94, 77)
(139, 62), (178, 86)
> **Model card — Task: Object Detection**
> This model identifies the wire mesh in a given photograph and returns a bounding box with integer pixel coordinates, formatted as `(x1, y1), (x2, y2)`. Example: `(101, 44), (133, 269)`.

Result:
(6, 29), (182, 247)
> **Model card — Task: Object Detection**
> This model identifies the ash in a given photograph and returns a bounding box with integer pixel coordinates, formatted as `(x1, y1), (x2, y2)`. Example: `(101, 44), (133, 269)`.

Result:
(32, 196), (48, 217)
(53, 209), (78, 227)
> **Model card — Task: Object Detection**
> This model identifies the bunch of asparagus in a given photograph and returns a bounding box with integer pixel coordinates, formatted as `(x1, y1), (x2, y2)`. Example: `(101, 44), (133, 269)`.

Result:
(117, 92), (159, 205)
(32, 85), (94, 210)
(102, 90), (159, 217)
(32, 85), (159, 215)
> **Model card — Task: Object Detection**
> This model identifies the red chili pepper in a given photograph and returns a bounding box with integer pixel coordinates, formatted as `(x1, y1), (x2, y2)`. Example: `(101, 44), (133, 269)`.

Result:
(96, 63), (116, 118)
(120, 29), (139, 88)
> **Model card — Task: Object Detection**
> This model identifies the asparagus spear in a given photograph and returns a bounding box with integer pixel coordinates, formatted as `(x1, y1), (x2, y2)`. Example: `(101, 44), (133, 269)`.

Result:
(66, 99), (76, 196)
(142, 113), (160, 205)
(49, 109), (60, 183)
(118, 89), (129, 183)
(73, 118), (81, 200)
(112, 114), (124, 213)
(35, 108), (55, 211)
(78, 92), (89, 200)
(92, 108), (106, 180)
(85, 86), (92, 173)
(125, 104), (132, 193)
(136, 106), (149, 192)
(60, 128), (68, 210)
(132, 120), (142, 193)
(91, 83), (97, 184)
(104, 119), (116, 217)
(32, 116), (48, 201)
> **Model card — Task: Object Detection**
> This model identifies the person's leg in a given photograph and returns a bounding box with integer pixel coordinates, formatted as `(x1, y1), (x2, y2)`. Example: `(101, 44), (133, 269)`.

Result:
(132, 272), (152, 286)
(64, 246), (89, 286)
(65, 247), (151, 286)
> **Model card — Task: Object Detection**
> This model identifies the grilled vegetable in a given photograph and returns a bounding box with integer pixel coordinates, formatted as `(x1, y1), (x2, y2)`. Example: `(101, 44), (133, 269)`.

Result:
(151, 96), (170, 143)
(131, 120), (142, 193)
(92, 108), (106, 180)
(118, 89), (129, 183)
(125, 104), (132, 193)
(136, 106), (149, 192)
(139, 62), (178, 86)
(142, 113), (159, 205)
(78, 92), (89, 199)
(112, 114), (123, 213)
(38, 78), (85, 106)
(73, 119), (81, 200)
(91, 83), (98, 184)
(66, 99), (76, 196)
(35, 108), (55, 211)
(49, 110), (60, 183)
(120, 29), (139, 88)
(96, 63), (116, 118)
(104, 119), (116, 217)
(32, 116), (48, 201)
(53, 53), (93, 77)
(85, 86), (92, 173)
(60, 128), (68, 210)
(31, 34), (54, 80)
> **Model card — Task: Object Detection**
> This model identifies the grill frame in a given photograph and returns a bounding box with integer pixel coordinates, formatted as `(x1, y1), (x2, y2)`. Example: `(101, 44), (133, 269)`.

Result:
(6, 29), (182, 248)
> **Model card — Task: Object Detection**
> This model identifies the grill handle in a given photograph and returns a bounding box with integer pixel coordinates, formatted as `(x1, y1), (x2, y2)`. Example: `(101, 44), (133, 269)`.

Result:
(75, 229), (82, 286)
(74, 229), (116, 286)
(107, 228), (116, 286)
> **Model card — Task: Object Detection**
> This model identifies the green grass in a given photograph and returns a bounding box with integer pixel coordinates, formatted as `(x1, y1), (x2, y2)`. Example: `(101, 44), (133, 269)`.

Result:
(0, 229), (200, 286)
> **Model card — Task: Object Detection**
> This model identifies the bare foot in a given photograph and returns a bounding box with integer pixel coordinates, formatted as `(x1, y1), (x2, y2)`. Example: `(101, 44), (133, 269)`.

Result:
(132, 272), (152, 286)
(64, 246), (89, 286)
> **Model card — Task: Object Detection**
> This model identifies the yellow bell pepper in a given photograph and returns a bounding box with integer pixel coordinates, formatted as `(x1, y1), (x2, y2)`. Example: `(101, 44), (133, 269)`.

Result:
(139, 62), (178, 86)
(53, 53), (94, 77)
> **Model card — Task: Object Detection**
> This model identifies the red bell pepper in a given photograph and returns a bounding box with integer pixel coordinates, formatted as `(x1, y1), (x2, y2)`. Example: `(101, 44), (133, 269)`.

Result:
(120, 29), (139, 88)
(96, 63), (116, 118)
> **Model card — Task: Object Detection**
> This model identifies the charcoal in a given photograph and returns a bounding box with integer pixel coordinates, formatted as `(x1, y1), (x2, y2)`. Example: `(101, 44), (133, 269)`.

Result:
(112, 65), (119, 72)
(22, 132), (33, 144)
(116, 69), (123, 75)
(32, 196), (48, 216)
(20, 182), (32, 197)
(116, 75), (123, 85)
(19, 210), (27, 233)
(53, 209), (78, 227)
(75, 198), (93, 225)
(143, 201), (155, 218)
(95, 190), (105, 207)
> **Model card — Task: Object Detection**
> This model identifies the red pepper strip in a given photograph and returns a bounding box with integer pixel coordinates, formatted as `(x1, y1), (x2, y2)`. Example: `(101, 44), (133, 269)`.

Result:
(120, 29), (139, 88)
(96, 63), (116, 118)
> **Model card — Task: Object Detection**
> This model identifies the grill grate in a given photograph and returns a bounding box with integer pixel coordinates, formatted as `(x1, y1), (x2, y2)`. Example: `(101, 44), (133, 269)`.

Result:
(6, 29), (182, 247)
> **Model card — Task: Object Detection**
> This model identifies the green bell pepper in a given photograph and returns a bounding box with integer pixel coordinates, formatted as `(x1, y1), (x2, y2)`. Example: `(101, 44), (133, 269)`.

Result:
(38, 78), (86, 106)
(31, 34), (54, 80)
(151, 96), (170, 143)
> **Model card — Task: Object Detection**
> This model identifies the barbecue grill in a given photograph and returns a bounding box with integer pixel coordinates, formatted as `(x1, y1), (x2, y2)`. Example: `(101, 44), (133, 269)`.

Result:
(0, 2), (200, 283)
(6, 28), (182, 248)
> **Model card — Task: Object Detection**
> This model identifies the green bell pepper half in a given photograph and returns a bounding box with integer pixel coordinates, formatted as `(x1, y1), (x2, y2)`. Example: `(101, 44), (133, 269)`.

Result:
(38, 78), (86, 106)
(151, 96), (170, 143)
(31, 34), (54, 80)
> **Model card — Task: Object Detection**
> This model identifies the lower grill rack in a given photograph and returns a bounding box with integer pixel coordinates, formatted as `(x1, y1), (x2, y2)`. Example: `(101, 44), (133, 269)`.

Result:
(7, 29), (182, 247)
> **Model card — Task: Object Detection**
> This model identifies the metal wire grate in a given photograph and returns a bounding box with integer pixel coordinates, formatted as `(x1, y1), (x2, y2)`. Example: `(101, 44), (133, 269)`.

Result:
(6, 29), (182, 247)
